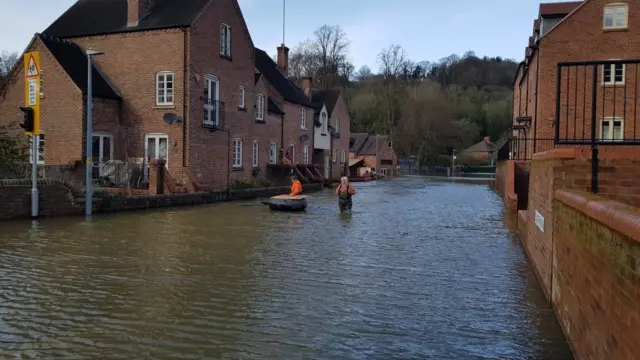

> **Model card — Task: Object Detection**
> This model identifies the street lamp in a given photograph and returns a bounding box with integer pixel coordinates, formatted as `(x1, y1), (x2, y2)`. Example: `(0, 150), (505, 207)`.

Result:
(451, 149), (457, 177)
(85, 49), (104, 216)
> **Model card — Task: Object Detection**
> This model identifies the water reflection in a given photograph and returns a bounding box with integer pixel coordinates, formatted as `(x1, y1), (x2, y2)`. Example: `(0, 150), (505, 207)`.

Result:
(0, 178), (573, 359)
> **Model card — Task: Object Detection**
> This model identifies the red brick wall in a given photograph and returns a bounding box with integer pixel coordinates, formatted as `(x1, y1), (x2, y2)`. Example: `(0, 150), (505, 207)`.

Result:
(552, 190), (640, 360)
(0, 179), (81, 220)
(280, 101), (313, 165)
(0, 38), (84, 165)
(495, 160), (517, 211)
(525, 148), (640, 300)
(330, 93), (351, 179)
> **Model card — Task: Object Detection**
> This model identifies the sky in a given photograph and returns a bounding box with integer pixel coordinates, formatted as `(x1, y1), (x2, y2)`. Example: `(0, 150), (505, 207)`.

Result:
(1, 0), (569, 71)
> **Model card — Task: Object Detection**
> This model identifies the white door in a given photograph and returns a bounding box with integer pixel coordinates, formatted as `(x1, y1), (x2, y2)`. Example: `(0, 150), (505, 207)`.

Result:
(269, 142), (277, 164)
(324, 155), (330, 178)
(145, 134), (168, 165)
(204, 75), (220, 127)
(92, 133), (113, 176)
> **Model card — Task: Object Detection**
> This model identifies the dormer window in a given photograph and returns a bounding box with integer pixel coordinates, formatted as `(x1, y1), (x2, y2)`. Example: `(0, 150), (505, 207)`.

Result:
(604, 3), (628, 30)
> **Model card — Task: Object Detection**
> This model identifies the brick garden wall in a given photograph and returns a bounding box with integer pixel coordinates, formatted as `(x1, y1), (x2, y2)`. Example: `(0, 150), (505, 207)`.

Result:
(494, 160), (517, 211)
(0, 179), (80, 220)
(552, 190), (640, 360)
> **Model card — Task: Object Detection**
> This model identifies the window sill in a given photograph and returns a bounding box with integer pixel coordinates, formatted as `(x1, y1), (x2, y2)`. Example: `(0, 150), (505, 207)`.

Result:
(255, 119), (266, 124)
(153, 105), (176, 110)
(255, 118), (265, 122)
(238, 107), (247, 112)
(602, 83), (626, 87)
(321, 133), (327, 136)
(603, 27), (628, 32)
(301, 127), (307, 131)
(220, 54), (232, 61)
(232, 167), (244, 171)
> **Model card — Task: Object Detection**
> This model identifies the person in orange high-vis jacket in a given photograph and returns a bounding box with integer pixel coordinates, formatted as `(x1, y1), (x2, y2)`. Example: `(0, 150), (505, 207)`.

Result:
(290, 176), (302, 195)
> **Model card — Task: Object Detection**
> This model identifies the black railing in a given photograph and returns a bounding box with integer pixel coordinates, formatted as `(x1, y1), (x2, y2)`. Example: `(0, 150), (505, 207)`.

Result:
(497, 138), (560, 161)
(556, 60), (640, 192)
(201, 98), (224, 130)
(93, 162), (147, 189)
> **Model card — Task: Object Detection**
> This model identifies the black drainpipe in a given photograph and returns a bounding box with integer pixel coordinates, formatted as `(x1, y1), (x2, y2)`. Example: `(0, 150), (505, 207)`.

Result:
(280, 112), (285, 162)
(533, 48), (540, 153)
(182, 28), (188, 168)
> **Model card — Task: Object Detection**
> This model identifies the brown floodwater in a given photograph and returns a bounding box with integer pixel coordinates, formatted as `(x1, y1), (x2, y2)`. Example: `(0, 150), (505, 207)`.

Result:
(0, 177), (573, 359)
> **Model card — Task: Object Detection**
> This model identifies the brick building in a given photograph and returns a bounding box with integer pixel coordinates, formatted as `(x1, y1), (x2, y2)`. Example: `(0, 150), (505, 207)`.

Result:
(349, 133), (397, 176)
(0, 0), (286, 191)
(308, 88), (351, 180)
(511, 0), (640, 160)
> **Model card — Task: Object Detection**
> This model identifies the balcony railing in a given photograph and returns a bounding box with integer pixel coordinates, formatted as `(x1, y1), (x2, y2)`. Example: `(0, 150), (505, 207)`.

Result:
(497, 138), (564, 162)
(201, 98), (224, 130)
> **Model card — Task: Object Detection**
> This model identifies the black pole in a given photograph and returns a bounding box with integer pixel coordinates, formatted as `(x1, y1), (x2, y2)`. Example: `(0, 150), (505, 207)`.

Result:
(555, 65), (562, 143)
(591, 64), (599, 193)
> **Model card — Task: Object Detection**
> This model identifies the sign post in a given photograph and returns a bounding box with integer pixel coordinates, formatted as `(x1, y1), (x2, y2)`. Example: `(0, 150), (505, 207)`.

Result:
(24, 52), (40, 218)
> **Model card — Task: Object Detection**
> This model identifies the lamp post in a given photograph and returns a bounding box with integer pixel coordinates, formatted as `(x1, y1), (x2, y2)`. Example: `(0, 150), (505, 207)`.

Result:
(451, 149), (457, 177)
(85, 49), (104, 216)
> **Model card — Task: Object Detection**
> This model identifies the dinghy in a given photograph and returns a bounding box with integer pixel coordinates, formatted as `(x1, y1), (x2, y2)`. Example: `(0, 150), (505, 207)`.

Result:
(267, 195), (308, 211)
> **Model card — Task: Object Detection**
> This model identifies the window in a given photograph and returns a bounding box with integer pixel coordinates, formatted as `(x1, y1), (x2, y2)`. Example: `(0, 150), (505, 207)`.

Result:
(340, 150), (346, 163)
(388, 141), (393, 148)
(252, 141), (259, 167)
(335, 118), (340, 132)
(204, 75), (220, 127)
(600, 117), (624, 141)
(156, 72), (174, 106)
(256, 94), (265, 120)
(381, 159), (393, 165)
(39, 71), (44, 98)
(27, 134), (45, 164)
(321, 113), (327, 135)
(303, 145), (309, 164)
(301, 108), (306, 129)
(604, 4), (628, 29)
(220, 24), (231, 57)
(269, 142), (277, 164)
(603, 63), (625, 85)
(92, 133), (113, 177)
(233, 139), (243, 168)
(239, 86), (245, 109)
(145, 133), (168, 164)
(332, 148), (337, 163)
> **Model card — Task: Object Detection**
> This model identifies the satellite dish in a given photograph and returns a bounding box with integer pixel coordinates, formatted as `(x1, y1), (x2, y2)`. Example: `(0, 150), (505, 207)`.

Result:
(163, 113), (181, 125)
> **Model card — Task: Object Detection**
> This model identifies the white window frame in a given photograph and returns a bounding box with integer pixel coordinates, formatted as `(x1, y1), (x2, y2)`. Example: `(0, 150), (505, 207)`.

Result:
(301, 107), (307, 129)
(256, 94), (265, 120)
(233, 138), (243, 168)
(252, 140), (259, 167)
(290, 145), (296, 164)
(321, 113), (328, 135)
(340, 150), (346, 163)
(335, 118), (340, 133)
(602, 62), (625, 86)
(156, 71), (174, 106)
(39, 70), (44, 98)
(603, 3), (628, 30)
(239, 86), (245, 109)
(303, 144), (309, 164)
(27, 133), (45, 165)
(220, 23), (231, 57)
(332, 148), (337, 163)
(269, 142), (277, 164)
(600, 117), (624, 142)
(204, 74), (220, 127)
(144, 133), (169, 168)
(388, 141), (393, 148)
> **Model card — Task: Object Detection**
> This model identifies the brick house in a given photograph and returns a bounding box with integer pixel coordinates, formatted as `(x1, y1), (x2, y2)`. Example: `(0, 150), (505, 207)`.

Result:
(254, 46), (315, 169)
(511, 0), (640, 161)
(308, 88), (352, 181)
(349, 133), (397, 176)
(462, 137), (496, 165)
(0, 0), (283, 192)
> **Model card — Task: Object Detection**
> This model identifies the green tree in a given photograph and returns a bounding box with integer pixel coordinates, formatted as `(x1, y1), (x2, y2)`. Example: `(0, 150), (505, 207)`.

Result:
(0, 125), (28, 178)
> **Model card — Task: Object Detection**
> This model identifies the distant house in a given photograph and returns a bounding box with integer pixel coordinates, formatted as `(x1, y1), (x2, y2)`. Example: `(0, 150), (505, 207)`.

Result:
(462, 137), (496, 165)
(349, 133), (397, 176)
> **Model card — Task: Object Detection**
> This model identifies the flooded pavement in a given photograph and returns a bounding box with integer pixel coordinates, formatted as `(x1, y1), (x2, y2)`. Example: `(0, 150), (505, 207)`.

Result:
(0, 178), (573, 359)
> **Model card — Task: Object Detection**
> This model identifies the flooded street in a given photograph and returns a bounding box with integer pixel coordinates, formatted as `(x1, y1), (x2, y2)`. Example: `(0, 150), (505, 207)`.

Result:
(0, 178), (573, 359)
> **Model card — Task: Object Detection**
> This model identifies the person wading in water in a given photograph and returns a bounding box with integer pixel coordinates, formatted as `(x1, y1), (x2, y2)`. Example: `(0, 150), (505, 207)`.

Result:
(335, 177), (356, 213)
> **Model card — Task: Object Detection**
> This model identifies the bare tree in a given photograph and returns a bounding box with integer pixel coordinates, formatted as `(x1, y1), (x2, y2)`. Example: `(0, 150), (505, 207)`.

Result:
(378, 44), (410, 78)
(0, 51), (19, 77)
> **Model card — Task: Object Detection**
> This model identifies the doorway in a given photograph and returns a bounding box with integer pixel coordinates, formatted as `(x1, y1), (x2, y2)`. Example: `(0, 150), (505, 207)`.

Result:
(204, 75), (220, 127)
(92, 133), (113, 177)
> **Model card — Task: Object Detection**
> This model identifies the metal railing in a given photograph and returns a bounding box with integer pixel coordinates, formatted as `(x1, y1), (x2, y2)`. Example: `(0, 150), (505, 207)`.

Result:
(93, 161), (146, 189)
(556, 59), (640, 192)
(201, 98), (225, 130)
(497, 138), (561, 162)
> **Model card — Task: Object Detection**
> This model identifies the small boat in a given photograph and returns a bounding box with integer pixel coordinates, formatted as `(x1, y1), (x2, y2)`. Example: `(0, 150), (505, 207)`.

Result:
(267, 195), (308, 211)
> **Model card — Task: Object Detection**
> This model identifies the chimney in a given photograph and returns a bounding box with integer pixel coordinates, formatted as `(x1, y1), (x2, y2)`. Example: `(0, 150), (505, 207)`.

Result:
(301, 76), (312, 98)
(128, 0), (153, 27)
(277, 43), (289, 75)
(484, 136), (490, 143)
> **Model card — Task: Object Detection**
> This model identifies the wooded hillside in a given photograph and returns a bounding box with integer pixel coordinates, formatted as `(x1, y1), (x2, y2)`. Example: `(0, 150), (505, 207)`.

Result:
(283, 25), (519, 166)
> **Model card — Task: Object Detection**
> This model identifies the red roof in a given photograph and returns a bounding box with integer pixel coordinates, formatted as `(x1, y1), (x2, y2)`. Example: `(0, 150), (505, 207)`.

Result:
(539, 1), (583, 17)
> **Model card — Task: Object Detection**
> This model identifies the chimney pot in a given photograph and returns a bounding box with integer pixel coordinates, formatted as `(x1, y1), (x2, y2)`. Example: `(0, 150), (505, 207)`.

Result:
(484, 136), (490, 143)
(277, 43), (289, 75)
(128, 0), (152, 27)
(302, 76), (312, 98)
